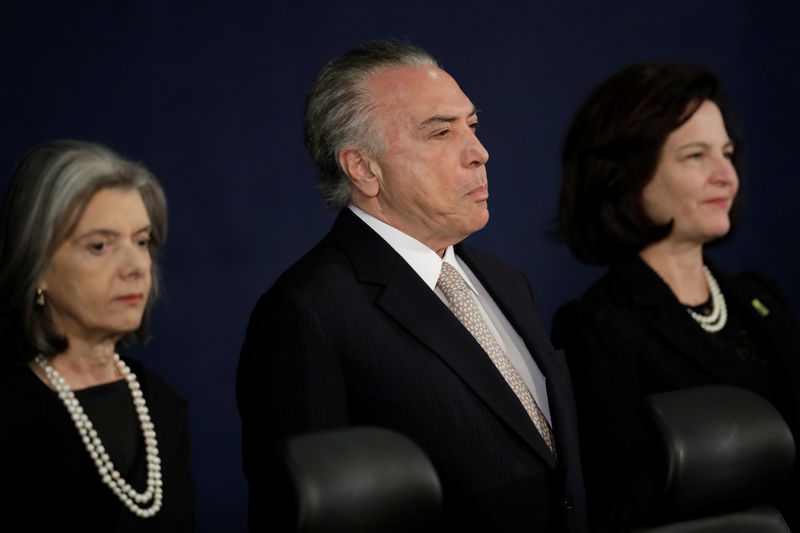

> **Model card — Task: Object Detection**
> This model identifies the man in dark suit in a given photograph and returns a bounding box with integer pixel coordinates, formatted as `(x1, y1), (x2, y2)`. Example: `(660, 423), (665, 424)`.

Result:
(237, 41), (587, 532)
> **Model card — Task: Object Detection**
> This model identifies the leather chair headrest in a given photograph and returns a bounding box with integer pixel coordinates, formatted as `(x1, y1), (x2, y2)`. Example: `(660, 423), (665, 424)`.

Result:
(644, 385), (795, 515)
(278, 426), (442, 532)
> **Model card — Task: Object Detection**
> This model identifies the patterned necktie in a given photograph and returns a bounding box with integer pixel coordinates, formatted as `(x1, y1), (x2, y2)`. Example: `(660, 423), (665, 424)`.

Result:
(437, 262), (557, 457)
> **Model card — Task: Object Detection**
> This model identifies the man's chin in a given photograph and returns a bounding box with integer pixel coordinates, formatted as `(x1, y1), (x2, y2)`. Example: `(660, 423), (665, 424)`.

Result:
(476, 204), (490, 226)
(465, 206), (490, 235)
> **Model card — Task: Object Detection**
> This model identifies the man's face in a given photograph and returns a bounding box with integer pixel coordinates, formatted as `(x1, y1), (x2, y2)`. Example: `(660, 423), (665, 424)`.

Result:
(365, 64), (490, 254)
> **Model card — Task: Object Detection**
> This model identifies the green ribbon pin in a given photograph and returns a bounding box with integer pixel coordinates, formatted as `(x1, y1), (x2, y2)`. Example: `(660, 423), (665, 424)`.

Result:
(751, 298), (770, 317)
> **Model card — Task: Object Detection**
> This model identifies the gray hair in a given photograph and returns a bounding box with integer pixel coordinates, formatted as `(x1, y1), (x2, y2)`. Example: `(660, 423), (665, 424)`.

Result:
(304, 40), (438, 210)
(0, 139), (168, 362)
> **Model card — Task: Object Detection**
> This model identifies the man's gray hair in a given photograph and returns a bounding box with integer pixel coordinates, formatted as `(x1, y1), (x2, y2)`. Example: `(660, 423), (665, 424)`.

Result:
(0, 139), (168, 362)
(304, 40), (438, 210)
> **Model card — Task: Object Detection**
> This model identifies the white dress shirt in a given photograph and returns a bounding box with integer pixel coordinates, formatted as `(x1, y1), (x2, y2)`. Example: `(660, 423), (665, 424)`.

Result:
(349, 204), (552, 424)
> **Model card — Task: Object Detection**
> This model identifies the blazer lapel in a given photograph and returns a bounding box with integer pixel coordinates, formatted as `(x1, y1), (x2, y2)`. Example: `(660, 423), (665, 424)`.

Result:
(330, 211), (556, 467)
(613, 258), (746, 385)
(717, 269), (800, 387)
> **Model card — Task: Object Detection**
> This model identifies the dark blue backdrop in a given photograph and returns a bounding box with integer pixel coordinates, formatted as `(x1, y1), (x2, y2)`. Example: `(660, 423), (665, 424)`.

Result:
(3, 1), (799, 530)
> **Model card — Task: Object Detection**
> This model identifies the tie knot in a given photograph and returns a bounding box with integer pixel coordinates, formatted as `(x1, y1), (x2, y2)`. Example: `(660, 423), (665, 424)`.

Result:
(437, 262), (468, 298)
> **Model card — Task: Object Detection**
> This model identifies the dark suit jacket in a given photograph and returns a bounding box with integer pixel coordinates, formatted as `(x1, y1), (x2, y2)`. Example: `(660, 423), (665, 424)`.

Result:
(552, 257), (800, 531)
(237, 210), (587, 532)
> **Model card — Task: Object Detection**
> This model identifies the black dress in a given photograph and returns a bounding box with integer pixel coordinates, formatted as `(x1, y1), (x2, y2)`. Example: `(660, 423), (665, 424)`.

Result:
(0, 356), (195, 532)
(551, 257), (800, 531)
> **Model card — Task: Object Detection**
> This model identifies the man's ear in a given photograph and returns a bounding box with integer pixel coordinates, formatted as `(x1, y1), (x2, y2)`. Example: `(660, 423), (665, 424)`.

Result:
(339, 148), (380, 198)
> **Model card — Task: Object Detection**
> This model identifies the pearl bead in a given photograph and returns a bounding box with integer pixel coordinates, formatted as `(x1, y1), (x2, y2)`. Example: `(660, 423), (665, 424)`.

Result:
(686, 266), (728, 333)
(34, 353), (163, 518)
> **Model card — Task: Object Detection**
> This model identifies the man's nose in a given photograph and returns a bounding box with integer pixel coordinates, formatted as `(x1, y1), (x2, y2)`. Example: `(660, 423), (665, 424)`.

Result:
(466, 134), (489, 167)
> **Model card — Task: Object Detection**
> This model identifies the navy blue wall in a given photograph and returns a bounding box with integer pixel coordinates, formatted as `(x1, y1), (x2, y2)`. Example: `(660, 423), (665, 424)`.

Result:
(3, 2), (798, 530)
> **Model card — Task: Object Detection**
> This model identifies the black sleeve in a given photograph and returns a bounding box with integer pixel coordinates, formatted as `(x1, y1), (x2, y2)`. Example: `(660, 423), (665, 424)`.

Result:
(552, 301), (663, 531)
(236, 286), (349, 531)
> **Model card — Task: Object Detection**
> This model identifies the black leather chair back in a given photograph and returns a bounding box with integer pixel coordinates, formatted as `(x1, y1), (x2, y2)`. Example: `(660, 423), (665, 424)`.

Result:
(278, 426), (441, 532)
(634, 385), (794, 533)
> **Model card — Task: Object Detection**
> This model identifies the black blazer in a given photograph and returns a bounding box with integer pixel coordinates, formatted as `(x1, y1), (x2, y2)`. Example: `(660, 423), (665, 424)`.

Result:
(552, 257), (800, 530)
(237, 209), (587, 532)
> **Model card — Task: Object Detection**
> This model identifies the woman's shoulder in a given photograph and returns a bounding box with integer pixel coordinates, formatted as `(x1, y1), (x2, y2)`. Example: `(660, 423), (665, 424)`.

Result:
(556, 262), (648, 324)
(120, 356), (188, 412)
(719, 268), (798, 321)
(0, 363), (61, 457)
(552, 259), (665, 358)
(553, 283), (627, 351)
(725, 268), (786, 294)
(0, 361), (47, 403)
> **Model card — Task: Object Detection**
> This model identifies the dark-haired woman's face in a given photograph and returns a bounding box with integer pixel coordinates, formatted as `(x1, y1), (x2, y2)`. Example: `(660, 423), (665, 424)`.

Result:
(642, 100), (738, 246)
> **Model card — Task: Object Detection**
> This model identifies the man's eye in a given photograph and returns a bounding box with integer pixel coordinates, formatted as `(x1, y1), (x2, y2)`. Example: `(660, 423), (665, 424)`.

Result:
(434, 129), (450, 137)
(470, 122), (480, 131)
(136, 237), (150, 248)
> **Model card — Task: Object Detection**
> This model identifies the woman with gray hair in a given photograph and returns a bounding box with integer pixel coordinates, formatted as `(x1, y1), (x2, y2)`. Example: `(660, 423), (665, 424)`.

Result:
(0, 140), (194, 530)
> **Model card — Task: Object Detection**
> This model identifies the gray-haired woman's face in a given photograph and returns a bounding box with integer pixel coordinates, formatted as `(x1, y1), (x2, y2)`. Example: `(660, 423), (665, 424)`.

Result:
(39, 188), (152, 345)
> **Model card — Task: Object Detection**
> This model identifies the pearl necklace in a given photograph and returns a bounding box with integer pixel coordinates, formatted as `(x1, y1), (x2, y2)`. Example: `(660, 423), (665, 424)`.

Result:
(686, 266), (728, 333)
(34, 353), (163, 518)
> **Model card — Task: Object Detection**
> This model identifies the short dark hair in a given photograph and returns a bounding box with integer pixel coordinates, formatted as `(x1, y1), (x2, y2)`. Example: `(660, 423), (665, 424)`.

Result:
(304, 40), (437, 211)
(0, 140), (168, 363)
(559, 62), (743, 264)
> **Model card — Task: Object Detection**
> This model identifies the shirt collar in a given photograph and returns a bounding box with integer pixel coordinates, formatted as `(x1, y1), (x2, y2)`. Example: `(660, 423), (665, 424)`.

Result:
(348, 204), (478, 294)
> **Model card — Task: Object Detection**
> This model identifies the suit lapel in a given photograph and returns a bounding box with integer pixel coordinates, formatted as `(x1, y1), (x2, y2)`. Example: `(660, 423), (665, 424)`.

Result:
(456, 244), (556, 373)
(330, 211), (556, 467)
(457, 244), (564, 466)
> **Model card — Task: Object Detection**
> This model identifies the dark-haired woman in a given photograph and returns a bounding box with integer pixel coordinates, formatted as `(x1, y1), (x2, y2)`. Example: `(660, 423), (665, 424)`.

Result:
(0, 140), (194, 531)
(552, 63), (800, 530)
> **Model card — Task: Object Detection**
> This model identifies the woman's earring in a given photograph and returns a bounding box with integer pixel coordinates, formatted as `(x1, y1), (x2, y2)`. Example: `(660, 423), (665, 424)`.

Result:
(35, 288), (45, 307)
